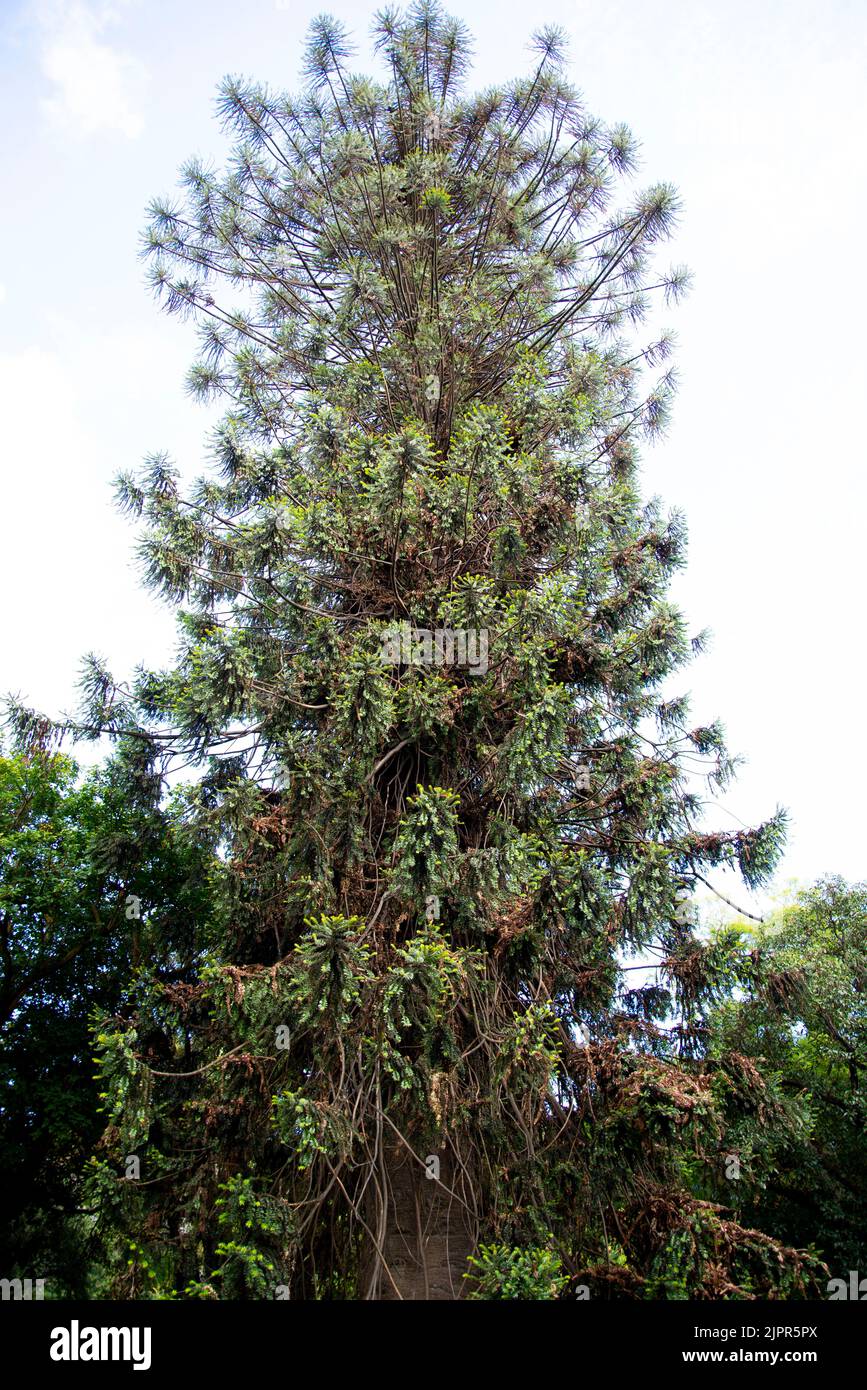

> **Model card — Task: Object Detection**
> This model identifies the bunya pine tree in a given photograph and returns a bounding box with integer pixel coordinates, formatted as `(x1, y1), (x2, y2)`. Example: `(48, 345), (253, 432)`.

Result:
(8, 3), (825, 1299)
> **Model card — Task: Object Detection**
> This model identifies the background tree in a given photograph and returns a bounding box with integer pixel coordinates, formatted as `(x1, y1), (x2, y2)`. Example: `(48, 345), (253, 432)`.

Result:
(703, 877), (867, 1281)
(0, 742), (218, 1296)
(7, 3), (819, 1299)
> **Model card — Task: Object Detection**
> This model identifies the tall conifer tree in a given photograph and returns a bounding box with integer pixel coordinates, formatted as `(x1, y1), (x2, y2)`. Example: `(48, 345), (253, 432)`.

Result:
(10, 4), (821, 1299)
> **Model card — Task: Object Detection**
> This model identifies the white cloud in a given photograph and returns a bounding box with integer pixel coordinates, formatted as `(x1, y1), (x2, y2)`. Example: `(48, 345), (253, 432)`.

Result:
(0, 322), (202, 726)
(36, 1), (147, 138)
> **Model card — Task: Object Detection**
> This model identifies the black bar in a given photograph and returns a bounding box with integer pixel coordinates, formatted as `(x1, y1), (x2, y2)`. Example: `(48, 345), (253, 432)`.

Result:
(2, 1297), (862, 1378)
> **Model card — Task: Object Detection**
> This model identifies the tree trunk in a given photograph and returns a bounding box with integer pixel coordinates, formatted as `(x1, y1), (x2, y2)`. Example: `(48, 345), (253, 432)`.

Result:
(371, 1145), (475, 1300)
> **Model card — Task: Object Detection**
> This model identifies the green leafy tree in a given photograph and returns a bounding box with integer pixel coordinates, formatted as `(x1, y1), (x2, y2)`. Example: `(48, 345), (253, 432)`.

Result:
(0, 745), (218, 1295)
(7, 4), (817, 1299)
(705, 877), (867, 1279)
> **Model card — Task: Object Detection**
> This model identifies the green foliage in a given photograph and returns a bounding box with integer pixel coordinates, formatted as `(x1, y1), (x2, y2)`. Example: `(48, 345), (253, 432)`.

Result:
(496, 1002), (562, 1095)
(389, 785), (461, 904)
(465, 1242), (568, 1299)
(704, 877), (867, 1276)
(380, 922), (478, 1090)
(0, 747), (217, 1295)
(288, 915), (373, 1030)
(272, 1090), (350, 1168)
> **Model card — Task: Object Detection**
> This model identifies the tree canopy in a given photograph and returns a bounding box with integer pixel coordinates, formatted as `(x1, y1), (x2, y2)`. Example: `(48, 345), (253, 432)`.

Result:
(0, 746), (217, 1295)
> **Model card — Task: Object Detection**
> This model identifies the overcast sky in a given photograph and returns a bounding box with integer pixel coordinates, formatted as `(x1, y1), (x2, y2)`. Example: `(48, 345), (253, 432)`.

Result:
(1, 0), (865, 911)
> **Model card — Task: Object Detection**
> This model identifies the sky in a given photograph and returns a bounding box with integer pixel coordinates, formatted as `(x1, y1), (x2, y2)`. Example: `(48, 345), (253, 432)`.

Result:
(1, 0), (865, 914)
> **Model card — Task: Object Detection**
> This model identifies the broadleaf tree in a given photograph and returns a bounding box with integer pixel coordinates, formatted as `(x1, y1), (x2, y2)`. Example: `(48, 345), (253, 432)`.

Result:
(705, 877), (867, 1283)
(8, 3), (820, 1299)
(0, 745), (219, 1296)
